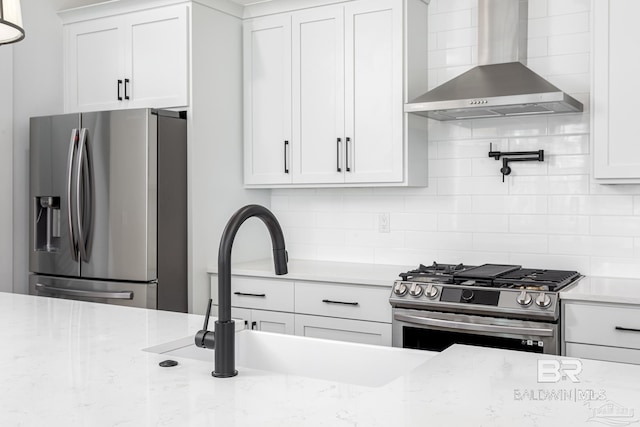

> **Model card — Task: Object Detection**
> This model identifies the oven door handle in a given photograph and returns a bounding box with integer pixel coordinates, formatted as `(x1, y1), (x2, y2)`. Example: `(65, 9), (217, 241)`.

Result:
(394, 313), (555, 337)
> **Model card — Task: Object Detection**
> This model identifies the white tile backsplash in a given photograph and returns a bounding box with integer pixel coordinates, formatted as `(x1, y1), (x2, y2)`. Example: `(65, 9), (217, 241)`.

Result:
(271, 1), (640, 279)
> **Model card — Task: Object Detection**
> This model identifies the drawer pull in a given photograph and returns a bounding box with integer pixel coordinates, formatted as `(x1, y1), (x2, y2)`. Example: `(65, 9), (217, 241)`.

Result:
(234, 292), (266, 298)
(615, 326), (640, 333)
(322, 299), (359, 306)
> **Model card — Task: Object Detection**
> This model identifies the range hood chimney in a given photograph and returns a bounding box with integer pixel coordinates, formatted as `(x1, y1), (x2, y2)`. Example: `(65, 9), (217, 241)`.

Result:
(405, 0), (583, 121)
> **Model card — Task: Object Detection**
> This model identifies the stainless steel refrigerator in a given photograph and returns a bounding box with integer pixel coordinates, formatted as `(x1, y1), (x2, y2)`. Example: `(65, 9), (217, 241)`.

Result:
(28, 108), (187, 312)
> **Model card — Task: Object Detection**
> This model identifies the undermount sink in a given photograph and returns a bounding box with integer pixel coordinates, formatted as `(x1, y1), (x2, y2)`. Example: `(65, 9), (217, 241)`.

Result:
(144, 330), (434, 387)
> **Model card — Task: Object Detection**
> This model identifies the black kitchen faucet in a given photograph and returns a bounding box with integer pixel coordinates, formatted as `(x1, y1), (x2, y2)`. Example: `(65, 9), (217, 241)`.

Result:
(195, 204), (288, 377)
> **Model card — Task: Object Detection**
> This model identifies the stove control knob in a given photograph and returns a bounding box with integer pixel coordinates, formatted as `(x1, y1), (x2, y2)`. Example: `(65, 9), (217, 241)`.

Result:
(409, 283), (424, 298)
(535, 292), (552, 308)
(516, 290), (532, 306)
(394, 282), (408, 297)
(461, 289), (474, 302)
(424, 283), (439, 299)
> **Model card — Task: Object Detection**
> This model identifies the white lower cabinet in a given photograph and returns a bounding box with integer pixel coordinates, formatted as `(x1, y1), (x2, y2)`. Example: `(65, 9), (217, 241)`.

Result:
(295, 314), (391, 346)
(210, 274), (392, 346)
(563, 301), (640, 364)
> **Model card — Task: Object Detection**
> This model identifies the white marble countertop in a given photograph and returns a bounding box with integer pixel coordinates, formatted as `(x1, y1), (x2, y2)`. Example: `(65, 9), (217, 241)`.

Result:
(2, 292), (640, 426)
(208, 258), (411, 287)
(561, 276), (640, 306)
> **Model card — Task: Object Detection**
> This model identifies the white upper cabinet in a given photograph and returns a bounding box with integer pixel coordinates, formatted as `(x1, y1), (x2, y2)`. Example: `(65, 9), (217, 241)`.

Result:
(64, 4), (189, 112)
(243, 0), (427, 188)
(243, 14), (292, 185)
(592, 0), (640, 183)
(344, 0), (403, 184)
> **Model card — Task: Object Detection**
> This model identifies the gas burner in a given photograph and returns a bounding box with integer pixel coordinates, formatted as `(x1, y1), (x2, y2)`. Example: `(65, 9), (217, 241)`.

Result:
(399, 261), (474, 281)
(494, 269), (581, 291)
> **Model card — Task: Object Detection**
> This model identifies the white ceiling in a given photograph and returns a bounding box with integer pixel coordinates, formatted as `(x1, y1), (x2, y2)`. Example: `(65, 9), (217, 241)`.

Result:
(52, 0), (269, 11)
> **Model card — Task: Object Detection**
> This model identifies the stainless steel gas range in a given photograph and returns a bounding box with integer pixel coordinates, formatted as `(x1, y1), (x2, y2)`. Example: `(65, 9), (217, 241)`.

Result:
(389, 262), (583, 355)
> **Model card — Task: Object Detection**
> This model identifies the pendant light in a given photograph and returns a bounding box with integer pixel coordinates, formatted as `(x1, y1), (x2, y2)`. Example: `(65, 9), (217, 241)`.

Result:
(0, 0), (25, 45)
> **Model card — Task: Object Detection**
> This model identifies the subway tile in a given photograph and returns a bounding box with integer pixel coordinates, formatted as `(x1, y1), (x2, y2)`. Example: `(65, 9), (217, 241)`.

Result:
(428, 119), (473, 141)
(547, 33), (590, 56)
(528, 53), (590, 76)
(286, 243), (318, 260)
(549, 235), (633, 257)
(432, 0), (473, 13)
(438, 138), (507, 159)
(392, 212), (439, 232)
(548, 155), (590, 175)
(545, 73), (590, 94)
(549, 195), (634, 215)
(436, 65), (474, 86)
(588, 182), (640, 195)
(527, 37), (548, 58)
(436, 28), (475, 50)
(271, 195), (289, 211)
(474, 116), (548, 138)
(547, 0), (590, 16)
(473, 233), (548, 254)
(472, 195), (548, 214)
(509, 176), (550, 195)
(283, 227), (345, 246)
(591, 257), (640, 279)
(591, 216), (640, 237)
(287, 195), (341, 212)
(373, 247), (441, 266)
(547, 175), (590, 195)
(547, 114), (590, 135)
(508, 253), (591, 274)
(472, 157), (507, 177)
(438, 214), (509, 232)
(316, 245), (375, 264)
(528, 12), (589, 38)
(344, 230), (405, 248)
(430, 158), (473, 177)
(509, 215), (590, 235)
(437, 176), (509, 195)
(316, 212), (374, 230)
(342, 196), (404, 213)
(272, 210), (316, 228)
(405, 231), (473, 251)
(635, 196), (640, 215)
(528, 0), (548, 19)
(405, 195), (473, 213)
(429, 9), (472, 33)
(509, 135), (589, 156)
(636, 238), (640, 258)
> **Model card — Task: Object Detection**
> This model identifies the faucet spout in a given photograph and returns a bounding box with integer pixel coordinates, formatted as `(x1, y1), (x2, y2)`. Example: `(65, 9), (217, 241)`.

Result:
(211, 204), (288, 378)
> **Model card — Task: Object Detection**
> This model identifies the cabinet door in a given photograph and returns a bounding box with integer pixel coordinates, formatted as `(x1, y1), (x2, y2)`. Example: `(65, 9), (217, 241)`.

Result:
(344, 0), (403, 184)
(244, 15), (293, 185)
(65, 16), (124, 112)
(291, 6), (345, 184)
(593, 0), (640, 181)
(295, 314), (391, 346)
(125, 5), (189, 109)
(251, 310), (295, 335)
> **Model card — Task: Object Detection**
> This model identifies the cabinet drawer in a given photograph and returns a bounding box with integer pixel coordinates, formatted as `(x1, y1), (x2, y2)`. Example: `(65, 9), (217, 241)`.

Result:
(295, 314), (391, 346)
(566, 343), (640, 365)
(211, 275), (294, 312)
(564, 303), (640, 350)
(295, 281), (391, 323)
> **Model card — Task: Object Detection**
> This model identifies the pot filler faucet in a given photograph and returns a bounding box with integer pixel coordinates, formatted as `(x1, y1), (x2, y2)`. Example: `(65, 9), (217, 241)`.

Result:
(195, 204), (288, 377)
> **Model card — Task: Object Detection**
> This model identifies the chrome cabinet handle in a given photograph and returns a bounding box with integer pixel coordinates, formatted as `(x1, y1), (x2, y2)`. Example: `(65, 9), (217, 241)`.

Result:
(35, 283), (133, 300)
(394, 313), (554, 337)
(322, 299), (359, 306)
(233, 292), (266, 298)
(67, 129), (79, 261)
(615, 326), (640, 333)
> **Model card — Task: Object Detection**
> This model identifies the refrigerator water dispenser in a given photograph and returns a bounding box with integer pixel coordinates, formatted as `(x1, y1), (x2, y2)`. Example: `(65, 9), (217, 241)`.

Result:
(34, 196), (60, 252)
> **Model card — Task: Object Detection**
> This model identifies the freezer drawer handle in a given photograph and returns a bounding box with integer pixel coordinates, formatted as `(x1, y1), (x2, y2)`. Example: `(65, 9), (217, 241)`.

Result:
(35, 283), (134, 300)
(322, 299), (359, 306)
(233, 292), (266, 298)
(393, 313), (554, 337)
(615, 326), (640, 333)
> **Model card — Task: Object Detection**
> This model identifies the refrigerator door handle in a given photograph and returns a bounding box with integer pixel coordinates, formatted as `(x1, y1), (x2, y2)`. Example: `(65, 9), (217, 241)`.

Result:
(67, 129), (79, 261)
(76, 128), (92, 262)
(35, 283), (134, 300)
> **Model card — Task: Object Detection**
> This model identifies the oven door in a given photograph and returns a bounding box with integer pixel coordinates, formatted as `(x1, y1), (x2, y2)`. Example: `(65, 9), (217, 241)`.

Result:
(393, 308), (559, 355)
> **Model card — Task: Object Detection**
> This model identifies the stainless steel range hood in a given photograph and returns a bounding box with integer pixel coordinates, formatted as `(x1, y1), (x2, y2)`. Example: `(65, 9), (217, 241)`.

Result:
(405, 0), (583, 121)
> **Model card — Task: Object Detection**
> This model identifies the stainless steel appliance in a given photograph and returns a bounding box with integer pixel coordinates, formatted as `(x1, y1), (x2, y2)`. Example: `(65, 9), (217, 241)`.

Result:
(390, 263), (583, 355)
(29, 108), (187, 312)
(404, 0), (583, 120)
